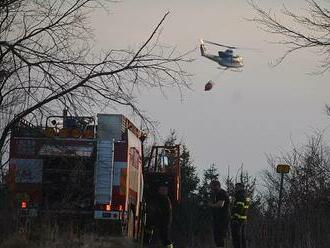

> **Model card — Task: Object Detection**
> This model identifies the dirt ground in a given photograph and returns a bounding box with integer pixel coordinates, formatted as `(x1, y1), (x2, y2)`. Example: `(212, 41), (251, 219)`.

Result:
(90, 237), (140, 248)
(1, 235), (141, 248)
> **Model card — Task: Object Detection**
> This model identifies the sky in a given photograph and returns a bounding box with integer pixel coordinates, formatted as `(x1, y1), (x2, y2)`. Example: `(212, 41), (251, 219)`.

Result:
(91, 0), (330, 181)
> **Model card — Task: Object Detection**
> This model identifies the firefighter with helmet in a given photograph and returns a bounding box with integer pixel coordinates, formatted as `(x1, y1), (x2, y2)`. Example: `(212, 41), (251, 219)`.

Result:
(231, 183), (250, 248)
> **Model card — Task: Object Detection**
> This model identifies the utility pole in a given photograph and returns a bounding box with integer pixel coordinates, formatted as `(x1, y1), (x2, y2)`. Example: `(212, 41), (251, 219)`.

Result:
(276, 164), (290, 218)
(276, 164), (290, 248)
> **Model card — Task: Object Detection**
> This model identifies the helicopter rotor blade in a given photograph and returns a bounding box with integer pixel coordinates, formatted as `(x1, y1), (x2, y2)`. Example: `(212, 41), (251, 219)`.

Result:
(204, 40), (261, 52)
(204, 40), (237, 49)
(235, 46), (262, 52)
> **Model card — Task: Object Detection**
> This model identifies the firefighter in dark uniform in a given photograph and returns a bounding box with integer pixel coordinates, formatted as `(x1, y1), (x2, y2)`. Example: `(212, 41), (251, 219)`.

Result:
(231, 183), (250, 248)
(143, 179), (173, 248)
(155, 181), (173, 248)
(209, 180), (230, 248)
(144, 180), (173, 248)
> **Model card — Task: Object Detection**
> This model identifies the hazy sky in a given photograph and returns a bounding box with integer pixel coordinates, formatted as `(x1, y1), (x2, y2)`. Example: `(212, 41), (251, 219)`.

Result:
(92, 0), (330, 180)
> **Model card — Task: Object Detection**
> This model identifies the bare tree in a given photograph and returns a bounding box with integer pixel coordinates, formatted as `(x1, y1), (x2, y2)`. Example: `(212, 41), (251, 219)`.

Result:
(255, 131), (330, 248)
(0, 0), (191, 171)
(249, 0), (330, 72)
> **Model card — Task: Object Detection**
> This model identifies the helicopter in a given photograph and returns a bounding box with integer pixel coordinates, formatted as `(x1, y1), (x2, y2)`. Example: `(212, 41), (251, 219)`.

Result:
(200, 39), (244, 69)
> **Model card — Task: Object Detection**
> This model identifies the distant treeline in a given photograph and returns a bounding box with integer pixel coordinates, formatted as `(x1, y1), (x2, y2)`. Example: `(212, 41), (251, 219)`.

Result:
(170, 131), (330, 248)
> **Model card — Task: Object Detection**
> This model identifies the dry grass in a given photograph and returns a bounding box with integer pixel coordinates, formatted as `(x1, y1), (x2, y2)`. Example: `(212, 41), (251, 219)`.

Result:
(1, 234), (139, 248)
(0, 219), (138, 248)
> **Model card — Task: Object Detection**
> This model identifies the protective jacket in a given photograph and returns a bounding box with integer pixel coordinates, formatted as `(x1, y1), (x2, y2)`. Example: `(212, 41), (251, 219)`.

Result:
(231, 191), (250, 222)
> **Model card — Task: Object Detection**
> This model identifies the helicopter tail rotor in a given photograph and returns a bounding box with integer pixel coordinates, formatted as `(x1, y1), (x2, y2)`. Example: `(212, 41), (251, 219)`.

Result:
(200, 39), (205, 56)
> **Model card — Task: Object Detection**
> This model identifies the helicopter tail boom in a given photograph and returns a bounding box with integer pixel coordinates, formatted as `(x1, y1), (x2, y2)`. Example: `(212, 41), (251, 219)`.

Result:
(200, 44), (205, 56)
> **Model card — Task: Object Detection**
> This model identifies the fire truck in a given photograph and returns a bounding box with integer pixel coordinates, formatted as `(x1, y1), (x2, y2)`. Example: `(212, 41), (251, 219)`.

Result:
(7, 113), (144, 234)
(7, 111), (181, 239)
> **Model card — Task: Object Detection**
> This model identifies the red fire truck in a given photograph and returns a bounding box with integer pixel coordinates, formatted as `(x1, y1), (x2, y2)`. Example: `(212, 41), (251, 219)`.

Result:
(7, 113), (144, 235)
(7, 111), (181, 240)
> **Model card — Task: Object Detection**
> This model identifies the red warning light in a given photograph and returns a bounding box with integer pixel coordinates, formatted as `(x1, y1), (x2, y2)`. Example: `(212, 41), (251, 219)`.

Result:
(105, 204), (111, 211)
(21, 200), (27, 209)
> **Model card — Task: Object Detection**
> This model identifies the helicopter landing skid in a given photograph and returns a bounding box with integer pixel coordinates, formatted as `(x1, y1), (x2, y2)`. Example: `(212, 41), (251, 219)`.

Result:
(219, 68), (242, 72)
(217, 67), (242, 72)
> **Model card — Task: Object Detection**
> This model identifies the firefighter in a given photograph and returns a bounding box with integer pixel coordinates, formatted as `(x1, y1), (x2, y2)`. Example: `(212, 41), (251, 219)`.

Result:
(230, 183), (250, 248)
(154, 181), (173, 248)
(209, 180), (230, 248)
(143, 180), (173, 248)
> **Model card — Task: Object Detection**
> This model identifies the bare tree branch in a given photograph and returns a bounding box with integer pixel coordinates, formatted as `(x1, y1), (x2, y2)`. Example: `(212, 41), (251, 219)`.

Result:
(249, 0), (330, 72)
(0, 0), (191, 171)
